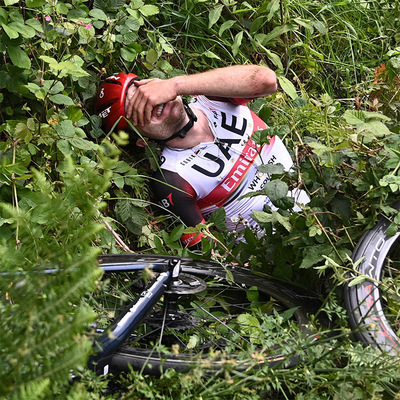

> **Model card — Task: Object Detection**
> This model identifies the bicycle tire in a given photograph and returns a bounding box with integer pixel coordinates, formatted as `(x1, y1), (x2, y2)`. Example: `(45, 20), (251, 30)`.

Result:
(345, 205), (400, 355)
(92, 254), (318, 374)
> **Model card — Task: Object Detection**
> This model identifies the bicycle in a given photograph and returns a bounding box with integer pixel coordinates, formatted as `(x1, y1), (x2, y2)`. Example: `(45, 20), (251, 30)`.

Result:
(86, 253), (320, 375)
(89, 203), (400, 377)
(344, 202), (400, 356)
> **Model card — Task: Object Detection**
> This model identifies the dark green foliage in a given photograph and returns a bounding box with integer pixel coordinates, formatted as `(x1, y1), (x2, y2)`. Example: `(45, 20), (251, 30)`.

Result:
(1, 0), (400, 398)
(0, 157), (110, 398)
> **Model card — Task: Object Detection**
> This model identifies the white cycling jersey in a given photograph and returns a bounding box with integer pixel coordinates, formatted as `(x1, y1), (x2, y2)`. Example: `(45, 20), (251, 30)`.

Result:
(152, 95), (309, 246)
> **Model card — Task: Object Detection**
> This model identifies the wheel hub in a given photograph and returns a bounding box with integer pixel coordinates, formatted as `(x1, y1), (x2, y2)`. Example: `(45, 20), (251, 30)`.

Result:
(145, 310), (199, 330)
(165, 273), (207, 295)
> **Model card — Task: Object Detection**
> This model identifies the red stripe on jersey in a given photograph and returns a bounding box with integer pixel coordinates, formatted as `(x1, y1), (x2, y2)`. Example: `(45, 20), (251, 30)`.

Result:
(197, 137), (265, 210)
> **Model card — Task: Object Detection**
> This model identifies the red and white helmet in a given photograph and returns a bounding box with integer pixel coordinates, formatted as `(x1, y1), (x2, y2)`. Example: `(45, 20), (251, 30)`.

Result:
(94, 72), (139, 133)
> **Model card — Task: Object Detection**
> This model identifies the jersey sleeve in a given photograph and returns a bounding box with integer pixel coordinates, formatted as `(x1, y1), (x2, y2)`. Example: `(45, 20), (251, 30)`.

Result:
(151, 169), (206, 247)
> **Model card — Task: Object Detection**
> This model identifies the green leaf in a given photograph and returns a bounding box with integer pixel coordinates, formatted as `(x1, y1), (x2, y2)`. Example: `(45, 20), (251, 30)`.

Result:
(26, 82), (42, 94)
(69, 138), (99, 151)
(57, 139), (72, 155)
(35, 89), (46, 100)
(277, 76), (297, 100)
(266, 0), (280, 21)
(294, 17), (314, 31)
(40, 55), (59, 68)
(203, 50), (221, 60)
(186, 335), (200, 349)
(2, 23), (19, 39)
(225, 269), (234, 285)
(361, 120), (391, 138)
(49, 94), (74, 106)
(55, 120), (75, 138)
(14, 123), (32, 143)
(209, 5), (223, 29)
(89, 8), (108, 20)
(252, 210), (291, 231)
(363, 112), (391, 121)
(280, 307), (298, 321)
(139, 4), (159, 16)
(8, 22), (36, 38)
(246, 286), (259, 302)
(113, 161), (131, 174)
(56, 2), (70, 14)
(387, 222), (398, 237)
(26, 18), (44, 32)
(347, 275), (367, 287)
(65, 106), (83, 122)
(252, 129), (271, 146)
(169, 225), (185, 242)
(264, 180), (289, 202)
(264, 49), (283, 70)
(250, 16), (266, 35)
(243, 227), (259, 247)
(255, 24), (297, 46)
(237, 313), (261, 343)
(159, 37), (173, 54)
(232, 31), (243, 56)
(300, 244), (332, 269)
(47, 81), (65, 95)
(237, 313), (260, 328)
(121, 47), (137, 62)
(308, 141), (330, 157)
(78, 25), (93, 42)
(314, 20), (328, 34)
(40, 42), (53, 51)
(209, 207), (227, 231)
(125, 17), (141, 31)
(25, 0), (46, 6)
(146, 48), (158, 65)
(0, 8), (7, 25)
(219, 20), (236, 36)
(258, 106), (272, 122)
(343, 110), (366, 125)
(257, 163), (285, 175)
(113, 173), (124, 189)
(7, 45), (31, 69)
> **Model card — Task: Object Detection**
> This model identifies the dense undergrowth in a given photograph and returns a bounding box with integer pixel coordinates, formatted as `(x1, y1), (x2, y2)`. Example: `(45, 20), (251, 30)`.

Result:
(1, 0), (400, 398)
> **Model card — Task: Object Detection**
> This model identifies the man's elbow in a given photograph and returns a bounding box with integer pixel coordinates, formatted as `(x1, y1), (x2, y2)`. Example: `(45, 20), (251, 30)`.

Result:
(258, 67), (278, 96)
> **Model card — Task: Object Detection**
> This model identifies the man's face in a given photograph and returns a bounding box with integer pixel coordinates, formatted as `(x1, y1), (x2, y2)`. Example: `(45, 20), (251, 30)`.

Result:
(125, 83), (188, 141)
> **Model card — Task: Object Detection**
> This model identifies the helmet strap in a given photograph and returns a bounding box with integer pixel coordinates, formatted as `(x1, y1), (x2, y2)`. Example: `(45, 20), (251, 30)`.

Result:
(155, 99), (197, 145)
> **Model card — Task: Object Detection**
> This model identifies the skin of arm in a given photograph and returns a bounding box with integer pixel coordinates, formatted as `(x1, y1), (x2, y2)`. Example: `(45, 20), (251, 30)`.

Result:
(126, 64), (277, 126)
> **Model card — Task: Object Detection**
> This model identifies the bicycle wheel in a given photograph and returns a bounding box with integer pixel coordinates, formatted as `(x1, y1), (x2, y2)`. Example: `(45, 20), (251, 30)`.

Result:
(345, 206), (400, 355)
(90, 254), (317, 374)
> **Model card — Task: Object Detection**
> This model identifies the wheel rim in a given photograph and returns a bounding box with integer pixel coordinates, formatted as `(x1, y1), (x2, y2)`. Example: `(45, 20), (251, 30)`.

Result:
(346, 227), (400, 354)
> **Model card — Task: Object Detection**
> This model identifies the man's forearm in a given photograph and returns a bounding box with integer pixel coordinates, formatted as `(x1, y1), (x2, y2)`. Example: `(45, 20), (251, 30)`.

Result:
(126, 64), (277, 126)
(171, 64), (277, 99)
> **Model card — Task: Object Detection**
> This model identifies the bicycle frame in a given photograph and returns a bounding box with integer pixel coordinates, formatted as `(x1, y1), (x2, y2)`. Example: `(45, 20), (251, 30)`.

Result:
(88, 258), (182, 375)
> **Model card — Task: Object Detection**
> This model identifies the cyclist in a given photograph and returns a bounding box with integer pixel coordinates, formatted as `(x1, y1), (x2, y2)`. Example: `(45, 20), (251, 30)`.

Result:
(95, 65), (310, 247)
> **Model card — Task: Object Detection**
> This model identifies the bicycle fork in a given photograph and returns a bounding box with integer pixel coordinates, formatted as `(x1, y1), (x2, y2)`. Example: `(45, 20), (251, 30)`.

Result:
(88, 258), (182, 375)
